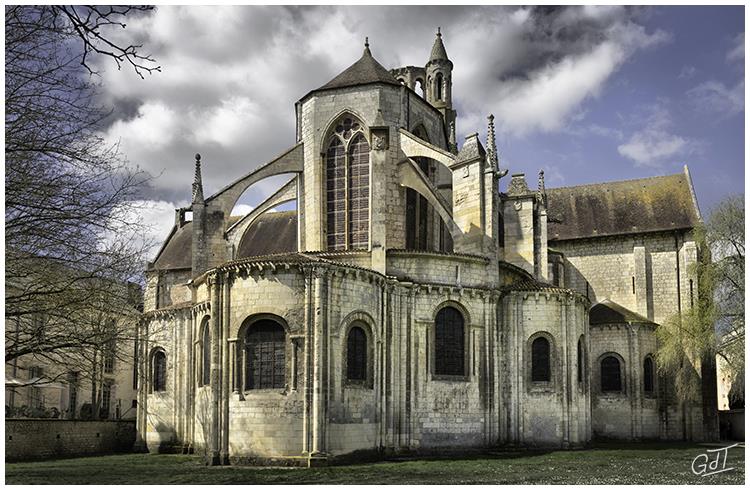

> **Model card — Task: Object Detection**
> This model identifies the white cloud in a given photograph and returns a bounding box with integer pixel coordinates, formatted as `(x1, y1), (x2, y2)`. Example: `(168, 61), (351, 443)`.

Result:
(94, 6), (670, 202)
(231, 204), (254, 217)
(678, 65), (696, 80)
(726, 32), (744, 64)
(617, 103), (692, 167)
(686, 79), (745, 119)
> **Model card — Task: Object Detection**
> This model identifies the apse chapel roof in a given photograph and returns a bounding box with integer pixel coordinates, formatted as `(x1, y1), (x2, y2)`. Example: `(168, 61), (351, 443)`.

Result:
(303, 42), (401, 99)
(150, 212), (298, 271)
(545, 172), (701, 241)
(589, 299), (656, 326)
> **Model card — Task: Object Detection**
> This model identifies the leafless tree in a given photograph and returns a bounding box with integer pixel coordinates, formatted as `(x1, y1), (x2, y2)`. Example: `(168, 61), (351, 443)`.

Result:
(5, 6), (159, 405)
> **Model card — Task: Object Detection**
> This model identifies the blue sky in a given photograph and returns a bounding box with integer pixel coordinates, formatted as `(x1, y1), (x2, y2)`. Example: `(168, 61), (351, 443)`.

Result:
(488, 6), (744, 215)
(95, 6), (744, 247)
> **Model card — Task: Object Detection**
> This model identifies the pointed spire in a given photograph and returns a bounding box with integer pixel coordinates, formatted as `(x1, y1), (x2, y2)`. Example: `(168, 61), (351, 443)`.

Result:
(537, 169), (547, 208)
(486, 114), (498, 170)
(429, 27), (449, 62)
(192, 153), (204, 204)
(364, 36), (371, 56)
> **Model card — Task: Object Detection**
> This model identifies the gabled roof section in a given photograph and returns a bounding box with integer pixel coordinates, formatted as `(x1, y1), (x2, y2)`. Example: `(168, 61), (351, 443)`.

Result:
(546, 170), (701, 241)
(310, 42), (401, 95)
(590, 299), (656, 325)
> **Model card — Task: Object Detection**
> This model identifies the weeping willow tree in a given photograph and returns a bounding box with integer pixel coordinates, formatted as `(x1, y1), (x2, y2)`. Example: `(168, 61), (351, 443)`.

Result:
(656, 195), (744, 407)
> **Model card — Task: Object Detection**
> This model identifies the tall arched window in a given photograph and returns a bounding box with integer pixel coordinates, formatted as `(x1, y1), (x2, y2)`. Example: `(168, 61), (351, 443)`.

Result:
(601, 356), (622, 392)
(643, 356), (654, 394)
(245, 319), (286, 390)
(152, 350), (167, 392)
(531, 337), (551, 382)
(435, 306), (464, 376)
(435, 73), (443, 100)
(348, 133), (370, 249)
(200, 320), (211, 387)
(577, 336), (585, 384)
(346, 325), (367, 381)
(326, 138), (346, 250)
(325, 115), (369, 251)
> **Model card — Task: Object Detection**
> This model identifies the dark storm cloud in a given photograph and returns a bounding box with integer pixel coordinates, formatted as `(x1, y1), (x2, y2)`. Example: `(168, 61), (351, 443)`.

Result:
(95, 5), (666, 207)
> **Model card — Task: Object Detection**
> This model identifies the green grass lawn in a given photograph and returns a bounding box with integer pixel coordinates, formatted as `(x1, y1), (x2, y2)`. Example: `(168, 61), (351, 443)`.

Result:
(5, 442), (745, 485)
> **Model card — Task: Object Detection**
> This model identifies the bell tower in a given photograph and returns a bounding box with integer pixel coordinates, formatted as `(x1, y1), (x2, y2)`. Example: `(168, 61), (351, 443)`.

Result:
(425, 27), (456, 133)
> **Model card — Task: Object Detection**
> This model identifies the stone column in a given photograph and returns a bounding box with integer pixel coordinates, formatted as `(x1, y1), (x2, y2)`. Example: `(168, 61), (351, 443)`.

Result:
(311, 267), (328, 456)
(302, 267), (313, 454)
(633, 245), (648, 318)
(228, 339), (238, 394)
(133, 321), (148, 452)
(208, 274), (222, 466)
(221, 276), (231, 465)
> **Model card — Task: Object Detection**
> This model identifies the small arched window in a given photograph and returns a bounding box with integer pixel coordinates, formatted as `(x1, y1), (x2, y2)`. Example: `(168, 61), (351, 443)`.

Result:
(601, 356), (622, 392)
(435, 73), (443, 100)
(200, 321), (211, 386)
(152, 350), (167, 392)
(434, 306), (465, 376)
(346, 325), (367, 381)
(531, 337), (551, 382)
(577, 337), (585, 384)
(245, 319), (286, 390)
(643, 356), (654, 394)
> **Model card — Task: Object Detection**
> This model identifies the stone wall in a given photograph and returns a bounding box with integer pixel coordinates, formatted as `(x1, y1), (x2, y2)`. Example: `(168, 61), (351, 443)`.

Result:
(589, 323), (660, 440)
(554, 230), (697, 325)
(5, 419), (136, 462)
(503, 290), (590, 447)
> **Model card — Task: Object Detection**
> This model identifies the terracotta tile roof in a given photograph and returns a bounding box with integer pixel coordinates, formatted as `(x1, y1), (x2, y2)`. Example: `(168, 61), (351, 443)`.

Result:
(546, 172), (701, 241)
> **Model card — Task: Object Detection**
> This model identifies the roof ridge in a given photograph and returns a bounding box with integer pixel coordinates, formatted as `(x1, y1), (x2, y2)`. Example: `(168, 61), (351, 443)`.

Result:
(546, 172), (685, 192)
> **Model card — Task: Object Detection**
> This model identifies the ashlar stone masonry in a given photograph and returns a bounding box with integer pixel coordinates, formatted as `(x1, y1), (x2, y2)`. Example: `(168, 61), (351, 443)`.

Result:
(137, 31), (717, 466)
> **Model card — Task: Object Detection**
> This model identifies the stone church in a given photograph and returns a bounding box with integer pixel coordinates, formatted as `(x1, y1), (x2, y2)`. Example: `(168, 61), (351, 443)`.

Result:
(136, 31), (716, 465)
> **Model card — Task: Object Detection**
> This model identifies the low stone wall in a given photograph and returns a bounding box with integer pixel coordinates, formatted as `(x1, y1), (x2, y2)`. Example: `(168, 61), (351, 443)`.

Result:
(5, 419), (137, 462)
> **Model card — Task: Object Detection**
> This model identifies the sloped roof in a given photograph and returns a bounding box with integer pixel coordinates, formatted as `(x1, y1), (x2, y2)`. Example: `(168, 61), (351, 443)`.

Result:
(314, 45), (401, 93)
(150, 213), (297, 271)
(546, 172), (701, 241)
(151, 221), (193, 270)
(237, 211), (297, 258)
(589, 299), (656, 325)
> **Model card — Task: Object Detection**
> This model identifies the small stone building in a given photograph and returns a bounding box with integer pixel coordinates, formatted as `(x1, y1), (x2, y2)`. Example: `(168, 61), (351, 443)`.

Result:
(136, 32), (716, 465)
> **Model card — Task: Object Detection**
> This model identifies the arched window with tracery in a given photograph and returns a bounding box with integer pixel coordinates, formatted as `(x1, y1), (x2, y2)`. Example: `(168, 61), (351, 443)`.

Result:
(245, 319), (286, 390)
(200, 319), (211, 386)
(434, 306), (465, 376)
(601, 355), (622, 392)
(151, 349), (167, 392)
(325, 115), (369, 250)
(643, 356), (654, 394)
(346, 325), (367, 382)
(531, 336), (551, 382)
